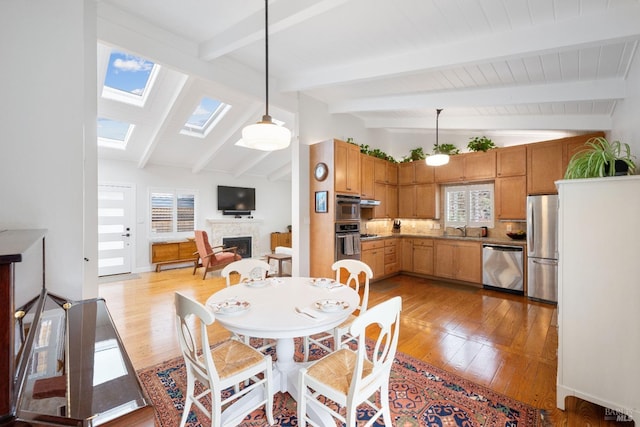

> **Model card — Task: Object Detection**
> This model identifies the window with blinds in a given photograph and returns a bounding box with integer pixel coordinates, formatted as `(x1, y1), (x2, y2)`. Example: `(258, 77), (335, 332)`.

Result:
(444, 183), (494, 228)
(151, 190), (196, 234)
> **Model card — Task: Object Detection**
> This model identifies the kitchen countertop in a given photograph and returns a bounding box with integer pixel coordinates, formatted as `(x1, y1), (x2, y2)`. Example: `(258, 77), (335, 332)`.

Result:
(360, 233), (527, 247)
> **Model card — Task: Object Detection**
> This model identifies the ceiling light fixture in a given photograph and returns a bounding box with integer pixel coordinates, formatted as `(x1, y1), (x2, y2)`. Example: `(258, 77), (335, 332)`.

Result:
(241, 0), (291, 151)
(426, 108), (449, 166)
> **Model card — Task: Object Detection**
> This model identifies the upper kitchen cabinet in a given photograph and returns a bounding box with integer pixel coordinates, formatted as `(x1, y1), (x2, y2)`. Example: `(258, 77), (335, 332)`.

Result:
(495, 146), (527, 220)
(527, 140), (564, 195)
(398, 161), (435, 184)
(335, 139), (361, 195)
(434, 151), (495, 183)
(372, 182), (398, 219)
(496, 145), (527, 177)
(360, 154), (375, 199)
(527, 132), (604, 195)
(398, 184), (438, 219)
(374, 158), (398, 185)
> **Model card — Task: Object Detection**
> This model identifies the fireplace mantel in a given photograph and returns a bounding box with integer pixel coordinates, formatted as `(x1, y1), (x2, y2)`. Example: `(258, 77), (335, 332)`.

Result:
(206, 218), (263, 258)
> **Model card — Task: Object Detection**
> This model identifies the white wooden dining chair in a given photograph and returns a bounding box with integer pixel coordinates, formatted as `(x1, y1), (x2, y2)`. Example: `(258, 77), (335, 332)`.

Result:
(303, 259), (373, 362)
(297, 296), (402, 427)
(221, 258), (271, 287)
(174, 292), (274, 427)
(221, 259), (275, 352)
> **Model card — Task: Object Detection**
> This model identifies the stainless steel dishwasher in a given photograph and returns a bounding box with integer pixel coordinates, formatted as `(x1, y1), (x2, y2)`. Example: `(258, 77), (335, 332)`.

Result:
(482, 244), (524, 294)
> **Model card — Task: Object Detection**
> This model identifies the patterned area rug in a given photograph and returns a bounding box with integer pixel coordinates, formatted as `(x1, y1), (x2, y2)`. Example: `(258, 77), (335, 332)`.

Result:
(138, 340), (542, 426)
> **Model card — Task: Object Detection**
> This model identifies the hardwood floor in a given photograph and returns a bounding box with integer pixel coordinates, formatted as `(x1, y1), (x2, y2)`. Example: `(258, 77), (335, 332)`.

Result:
(98, 268), (633, 426)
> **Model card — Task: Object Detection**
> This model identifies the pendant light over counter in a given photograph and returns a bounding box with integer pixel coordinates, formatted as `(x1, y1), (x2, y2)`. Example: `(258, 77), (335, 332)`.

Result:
(426, 108), (449, 166)
(241, 0), (291, 151)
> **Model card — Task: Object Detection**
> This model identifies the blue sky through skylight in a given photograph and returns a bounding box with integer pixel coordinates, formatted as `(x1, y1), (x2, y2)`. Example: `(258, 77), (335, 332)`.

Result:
(97, 118), (131, 143)
(185, 97), (223, 130)
(104, 51), (155, 96)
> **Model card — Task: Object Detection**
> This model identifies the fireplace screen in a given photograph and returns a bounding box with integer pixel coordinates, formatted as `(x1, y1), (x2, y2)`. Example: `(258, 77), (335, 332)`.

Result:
(222, 236), (252, 258)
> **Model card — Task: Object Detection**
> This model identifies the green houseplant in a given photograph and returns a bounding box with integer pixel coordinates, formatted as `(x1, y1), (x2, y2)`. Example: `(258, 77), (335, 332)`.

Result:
(564, 136), (636, 179)
(467, 136), (496, 152)
(433, 143), (459, 155)
(402, 147), (427, 162)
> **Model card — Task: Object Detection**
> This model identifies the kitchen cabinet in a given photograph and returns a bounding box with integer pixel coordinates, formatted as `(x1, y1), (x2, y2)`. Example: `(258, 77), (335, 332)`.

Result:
(383, 238), (399, 275)
(527, 140), (564, 195)
(434, 151), (495, 183)
(151, 239), (198, 272)
(412, 238), (434, 275)
(496, 145), (526, 177)
(370, 182), (398, 219)
(398, 161), (435, 184)
(527, 132), (604, 195)
(434, 239), (482, 284)
(495, 175), (527, 220)
(434, 155), (464, 182)
(496, 145), (527, 220)
(374, 158), (398, 184)
(360, 154), (375, 199)
(401, 238), (413, 271)
(335, 139), (361, 194)
(399, 184), (438, 218)
(556, 176), (640, 422)
(270, 231), (292, 251)
(360, 239), (385, 279)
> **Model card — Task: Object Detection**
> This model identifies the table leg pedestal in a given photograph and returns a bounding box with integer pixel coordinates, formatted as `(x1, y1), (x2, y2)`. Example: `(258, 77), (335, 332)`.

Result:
(273, 337), (335, 427)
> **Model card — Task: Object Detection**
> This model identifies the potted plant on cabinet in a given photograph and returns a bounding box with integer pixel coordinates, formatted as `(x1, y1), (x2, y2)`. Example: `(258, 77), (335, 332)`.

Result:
(433, 143), (459, 155)
(564, 136), (636, 179)
(467, 136), (496, 152)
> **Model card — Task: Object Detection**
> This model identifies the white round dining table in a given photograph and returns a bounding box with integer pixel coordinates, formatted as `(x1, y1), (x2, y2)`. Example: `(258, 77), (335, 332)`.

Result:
(206, 276), (359, 391)
(206, 276), (359, 426)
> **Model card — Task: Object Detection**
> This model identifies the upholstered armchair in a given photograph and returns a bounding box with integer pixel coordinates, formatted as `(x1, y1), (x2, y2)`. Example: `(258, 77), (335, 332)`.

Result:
(193, 230), (242, 279)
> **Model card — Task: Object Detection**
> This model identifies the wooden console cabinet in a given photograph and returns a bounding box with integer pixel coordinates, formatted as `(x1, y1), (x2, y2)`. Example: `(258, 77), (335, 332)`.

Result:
(270, 232), (292, 252)
(151, 239), (198, 272)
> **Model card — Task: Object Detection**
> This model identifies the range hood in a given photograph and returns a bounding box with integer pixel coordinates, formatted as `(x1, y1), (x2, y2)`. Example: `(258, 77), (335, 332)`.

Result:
(360, 199), (381, 206)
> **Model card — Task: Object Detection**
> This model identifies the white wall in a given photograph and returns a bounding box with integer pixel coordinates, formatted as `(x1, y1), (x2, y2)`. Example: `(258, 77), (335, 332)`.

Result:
(99, 159), (291, 272)
(0, 0), (97, 300)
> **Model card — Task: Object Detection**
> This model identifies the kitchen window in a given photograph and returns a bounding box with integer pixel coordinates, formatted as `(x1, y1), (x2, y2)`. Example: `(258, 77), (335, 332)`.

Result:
(150, 190), (196, 235)
(444, 183), (494, 228)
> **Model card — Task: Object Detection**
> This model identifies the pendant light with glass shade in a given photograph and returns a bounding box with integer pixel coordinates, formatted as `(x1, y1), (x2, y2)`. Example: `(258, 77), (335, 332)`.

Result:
(426, 109), (449, 166)
(241, 0), (291, 151)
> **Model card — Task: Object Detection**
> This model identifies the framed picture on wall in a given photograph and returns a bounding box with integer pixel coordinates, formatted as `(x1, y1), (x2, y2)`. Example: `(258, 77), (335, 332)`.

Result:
(315, 191), (328, 213)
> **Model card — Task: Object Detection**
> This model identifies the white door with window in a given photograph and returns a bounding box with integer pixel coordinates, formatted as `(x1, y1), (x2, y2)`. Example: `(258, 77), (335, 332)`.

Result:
(98, 184), (134, 276)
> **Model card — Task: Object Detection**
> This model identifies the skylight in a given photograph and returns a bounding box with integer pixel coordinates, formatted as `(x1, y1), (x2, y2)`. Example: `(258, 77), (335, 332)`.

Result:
(181, 97), (231, 138)
(102, 50), (159, 107)
(97, 118), (134, 150)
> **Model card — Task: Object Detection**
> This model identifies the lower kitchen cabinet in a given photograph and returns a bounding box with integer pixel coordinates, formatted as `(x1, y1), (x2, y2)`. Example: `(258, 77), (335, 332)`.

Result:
(401, 238), (414, 271)
(412, 238), (434, 275)
(383, 238), (399, 275)
(360, 239), (385, 279)
(434, 239), (482, 284)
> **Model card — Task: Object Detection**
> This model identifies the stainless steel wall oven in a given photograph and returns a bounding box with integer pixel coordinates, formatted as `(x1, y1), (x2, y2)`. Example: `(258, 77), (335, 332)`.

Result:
(335, 222), (361, 261)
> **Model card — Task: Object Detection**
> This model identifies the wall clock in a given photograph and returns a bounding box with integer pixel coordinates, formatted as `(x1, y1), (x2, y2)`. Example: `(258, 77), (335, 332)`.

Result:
(314, 162), (328, 181)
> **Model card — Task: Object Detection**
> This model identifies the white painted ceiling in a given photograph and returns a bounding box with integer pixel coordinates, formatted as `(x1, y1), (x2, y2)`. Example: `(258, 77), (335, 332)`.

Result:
(97, 0), (640, 181)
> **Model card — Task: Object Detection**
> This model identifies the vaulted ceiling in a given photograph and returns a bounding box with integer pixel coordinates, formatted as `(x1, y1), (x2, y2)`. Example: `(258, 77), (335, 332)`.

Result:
(97, 0), (640, 181)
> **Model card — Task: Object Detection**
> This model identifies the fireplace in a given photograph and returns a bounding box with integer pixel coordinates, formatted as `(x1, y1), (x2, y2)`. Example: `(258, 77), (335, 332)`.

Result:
(223, 236), (252, 258)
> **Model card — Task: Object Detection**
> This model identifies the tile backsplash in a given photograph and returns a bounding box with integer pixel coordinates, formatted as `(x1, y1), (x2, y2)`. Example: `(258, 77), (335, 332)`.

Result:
(362, 217), (526, 239)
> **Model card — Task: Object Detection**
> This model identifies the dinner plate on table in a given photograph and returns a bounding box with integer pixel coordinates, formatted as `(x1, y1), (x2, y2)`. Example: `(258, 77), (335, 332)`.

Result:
(309, 278), (341, 289)
(243, 278), (269, 288)
(208, 300), (250, 315)
(314, 299), (349, 313)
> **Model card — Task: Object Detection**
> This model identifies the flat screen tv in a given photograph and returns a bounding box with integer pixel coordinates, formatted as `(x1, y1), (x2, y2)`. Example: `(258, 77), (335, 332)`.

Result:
(217, 185), (256, 213)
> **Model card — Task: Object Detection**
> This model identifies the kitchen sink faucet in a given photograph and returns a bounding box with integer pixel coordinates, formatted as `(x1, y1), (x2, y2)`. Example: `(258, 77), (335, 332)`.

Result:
(456, 225), (467, 237)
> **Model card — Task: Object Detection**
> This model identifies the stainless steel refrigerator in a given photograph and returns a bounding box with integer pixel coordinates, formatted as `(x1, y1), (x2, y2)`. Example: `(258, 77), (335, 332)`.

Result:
(526, 194), (558, 303)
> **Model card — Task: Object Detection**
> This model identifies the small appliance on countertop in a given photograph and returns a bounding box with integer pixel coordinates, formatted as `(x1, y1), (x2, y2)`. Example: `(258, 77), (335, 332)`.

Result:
(392, 219), (401, 233)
